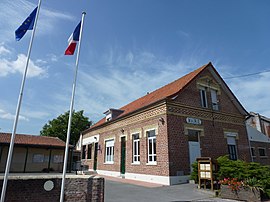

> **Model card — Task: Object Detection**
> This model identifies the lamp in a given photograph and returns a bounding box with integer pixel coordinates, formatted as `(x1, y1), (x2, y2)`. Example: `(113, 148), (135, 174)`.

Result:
(159, 117), (165, 125)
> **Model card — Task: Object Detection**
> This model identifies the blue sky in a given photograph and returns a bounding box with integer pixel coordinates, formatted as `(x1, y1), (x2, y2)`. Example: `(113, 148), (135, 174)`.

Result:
(1, 0), (270, 135)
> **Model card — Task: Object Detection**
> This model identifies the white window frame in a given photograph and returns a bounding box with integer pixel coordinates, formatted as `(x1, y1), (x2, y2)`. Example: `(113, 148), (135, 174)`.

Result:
(147, 129), (157, 165)
(210, 89), (219, 110)
(105, 139), (114, 164)
(132, 133), (140, 164)
(200, 88), (208, 108)
(226, 133), (238, 160)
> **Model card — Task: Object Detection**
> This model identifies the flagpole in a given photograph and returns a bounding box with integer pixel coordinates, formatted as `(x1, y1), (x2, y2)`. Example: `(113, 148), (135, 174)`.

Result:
(0, 1), (42, 201)
(60, 11), (86, 202)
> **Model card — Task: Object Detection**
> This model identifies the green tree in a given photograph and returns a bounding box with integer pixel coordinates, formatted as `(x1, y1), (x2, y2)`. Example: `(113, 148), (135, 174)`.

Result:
(40, 110), (91, 145)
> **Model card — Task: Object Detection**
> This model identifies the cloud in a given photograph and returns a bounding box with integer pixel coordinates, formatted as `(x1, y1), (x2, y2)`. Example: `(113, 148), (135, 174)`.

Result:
(0, 108), (29, 121)
(0, 0), (74, 42)
(72, 48), (201, 122)
(0, 45), (11, 55)
(227, 71), (270, 117)
(72, 48), (270, 123)
(0, 50), (47, 77)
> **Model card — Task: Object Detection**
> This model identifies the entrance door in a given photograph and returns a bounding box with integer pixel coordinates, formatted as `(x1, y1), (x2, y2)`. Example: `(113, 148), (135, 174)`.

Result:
(120, 136), (126, 174)
(188, 129), (201, 171)
(93, 142), (98, 171)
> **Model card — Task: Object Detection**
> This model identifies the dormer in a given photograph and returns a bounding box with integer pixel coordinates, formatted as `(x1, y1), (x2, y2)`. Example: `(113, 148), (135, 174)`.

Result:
(104, 108), (124, 122)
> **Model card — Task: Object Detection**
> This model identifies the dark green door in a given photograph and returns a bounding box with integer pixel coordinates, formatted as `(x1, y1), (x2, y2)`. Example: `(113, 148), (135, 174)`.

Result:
(120, 137), (126, 174)
(93, 143), (98, 171)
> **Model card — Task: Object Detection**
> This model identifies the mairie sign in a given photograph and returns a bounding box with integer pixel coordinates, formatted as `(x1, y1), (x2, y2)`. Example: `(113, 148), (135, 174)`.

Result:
(186, 117), (202, 125)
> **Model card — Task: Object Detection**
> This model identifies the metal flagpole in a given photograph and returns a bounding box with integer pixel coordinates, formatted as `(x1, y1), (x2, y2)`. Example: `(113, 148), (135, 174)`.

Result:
(60, 11), (86, 202)
(0, 1), (42, 201)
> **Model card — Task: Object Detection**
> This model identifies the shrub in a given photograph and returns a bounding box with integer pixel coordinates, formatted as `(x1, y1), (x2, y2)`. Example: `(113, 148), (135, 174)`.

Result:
(190, 161), (198, 183)
(217, 155), (270, 197)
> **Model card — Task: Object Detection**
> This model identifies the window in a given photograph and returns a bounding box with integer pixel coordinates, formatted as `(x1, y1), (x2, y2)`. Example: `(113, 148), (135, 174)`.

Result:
(200, 88), (208, 108)
(132, 133), (140, 163)
(82, 145), (86, 159)
(259, 148), (266, 157)
(87, 144), (92, 159)
(226, 135), (237, 160)
(32, 154), (44, 163)
(210, 89), (219, 110)
(105, 139), (114, 163)
(53, 155), (63, 163)
(251, 147), (256, 157)
(188, 129), (200, 142)
(147, 130), (157, 163)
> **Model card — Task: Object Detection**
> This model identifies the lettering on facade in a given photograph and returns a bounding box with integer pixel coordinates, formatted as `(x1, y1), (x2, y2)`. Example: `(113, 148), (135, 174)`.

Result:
(186, 117), (202, 125)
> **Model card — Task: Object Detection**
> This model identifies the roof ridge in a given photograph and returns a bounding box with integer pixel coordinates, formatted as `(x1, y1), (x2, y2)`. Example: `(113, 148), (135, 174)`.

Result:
(0, 133), (63, 141)
(119, 62), (210, 110)
(84, 63), (211, 132)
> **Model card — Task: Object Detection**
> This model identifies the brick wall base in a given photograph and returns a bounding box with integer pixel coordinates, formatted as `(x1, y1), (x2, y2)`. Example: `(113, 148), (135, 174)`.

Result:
(0, 175), (104, 202)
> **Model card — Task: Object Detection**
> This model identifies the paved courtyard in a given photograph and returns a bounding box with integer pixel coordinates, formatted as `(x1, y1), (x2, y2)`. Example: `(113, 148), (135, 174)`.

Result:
(104, 177), (239, 202)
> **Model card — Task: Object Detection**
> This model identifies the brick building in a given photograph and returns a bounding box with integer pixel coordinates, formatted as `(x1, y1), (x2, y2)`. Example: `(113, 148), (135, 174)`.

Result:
(246, 112), (270, 165)
(81, 62), (251, 185)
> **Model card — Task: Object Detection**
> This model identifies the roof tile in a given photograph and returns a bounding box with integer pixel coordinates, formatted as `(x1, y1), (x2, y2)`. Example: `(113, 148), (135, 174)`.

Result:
(0, 133), (66, 147)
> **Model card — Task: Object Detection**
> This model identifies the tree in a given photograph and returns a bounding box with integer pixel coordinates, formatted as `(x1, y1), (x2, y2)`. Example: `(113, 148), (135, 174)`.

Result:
(40, 110), (91, 145)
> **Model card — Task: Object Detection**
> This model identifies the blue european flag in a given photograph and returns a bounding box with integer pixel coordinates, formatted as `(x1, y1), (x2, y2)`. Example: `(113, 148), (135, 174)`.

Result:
(15, 7), (38, 41)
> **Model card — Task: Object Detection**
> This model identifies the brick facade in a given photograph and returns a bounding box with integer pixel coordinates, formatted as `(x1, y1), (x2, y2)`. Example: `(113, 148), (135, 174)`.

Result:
(0, 175), (104, 202)
(250, 141), (270, 165)
(81, 63), (252, 185)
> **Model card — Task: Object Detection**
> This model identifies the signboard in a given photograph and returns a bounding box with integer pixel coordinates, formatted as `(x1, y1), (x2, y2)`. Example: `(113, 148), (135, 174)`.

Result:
(186, 117), (202, 125)
(197, 157), (214, 191)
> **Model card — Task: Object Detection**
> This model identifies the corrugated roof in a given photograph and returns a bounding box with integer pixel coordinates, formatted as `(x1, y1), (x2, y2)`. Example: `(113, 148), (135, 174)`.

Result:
(0, 133), (66, 147)
(88, 62), (210, 130)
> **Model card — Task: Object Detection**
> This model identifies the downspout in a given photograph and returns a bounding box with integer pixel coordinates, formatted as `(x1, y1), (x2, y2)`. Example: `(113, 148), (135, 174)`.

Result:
(245, 124), (254, 162)
(47, 148), (52, 173)
(245, 114), (253, 162)
(23, 147), (29, 173)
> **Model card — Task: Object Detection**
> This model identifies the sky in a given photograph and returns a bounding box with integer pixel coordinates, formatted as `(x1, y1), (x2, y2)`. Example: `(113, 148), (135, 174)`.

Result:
(1, 0), (270, 135)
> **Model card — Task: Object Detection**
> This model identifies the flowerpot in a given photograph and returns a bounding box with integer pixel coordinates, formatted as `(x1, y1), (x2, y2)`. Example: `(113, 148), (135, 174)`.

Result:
(220, 185), (261, 202)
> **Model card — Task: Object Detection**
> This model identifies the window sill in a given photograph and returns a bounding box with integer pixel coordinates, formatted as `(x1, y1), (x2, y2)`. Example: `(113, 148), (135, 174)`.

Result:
(146, 162), (157, 166)
(259, 156), (268, 159)
(104, 162), (114, 165)
(131, 162), (140, 165)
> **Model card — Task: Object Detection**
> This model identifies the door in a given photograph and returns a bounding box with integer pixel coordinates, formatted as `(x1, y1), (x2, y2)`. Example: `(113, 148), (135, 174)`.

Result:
(188, 129), (201, 171)
(93, 143), (98, 171)
(120, 137), (126, 174)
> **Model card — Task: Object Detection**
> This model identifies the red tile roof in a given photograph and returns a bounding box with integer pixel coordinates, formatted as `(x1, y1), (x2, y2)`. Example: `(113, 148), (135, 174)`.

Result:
(88, 62), (211, 130)
(0, 133), (66, 147)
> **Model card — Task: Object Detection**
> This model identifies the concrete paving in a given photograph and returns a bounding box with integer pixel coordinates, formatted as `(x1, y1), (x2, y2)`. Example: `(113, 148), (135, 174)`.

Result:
(104, 177), (240, 202)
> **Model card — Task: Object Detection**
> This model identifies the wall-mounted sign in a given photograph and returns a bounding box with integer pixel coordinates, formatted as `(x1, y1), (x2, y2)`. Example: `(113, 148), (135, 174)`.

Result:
(186, 117), (202, 125)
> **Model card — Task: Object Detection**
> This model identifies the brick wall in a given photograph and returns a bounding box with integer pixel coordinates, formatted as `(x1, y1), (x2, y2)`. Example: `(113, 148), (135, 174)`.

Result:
(0, 175), (104, 202)
(89, 114), (170, 176)
(250, 141), (270, 165)
(165, 68), (251, 176)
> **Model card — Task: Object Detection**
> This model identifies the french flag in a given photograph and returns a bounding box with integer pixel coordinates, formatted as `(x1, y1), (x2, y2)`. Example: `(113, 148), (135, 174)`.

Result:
(65, 22), (81, 55)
